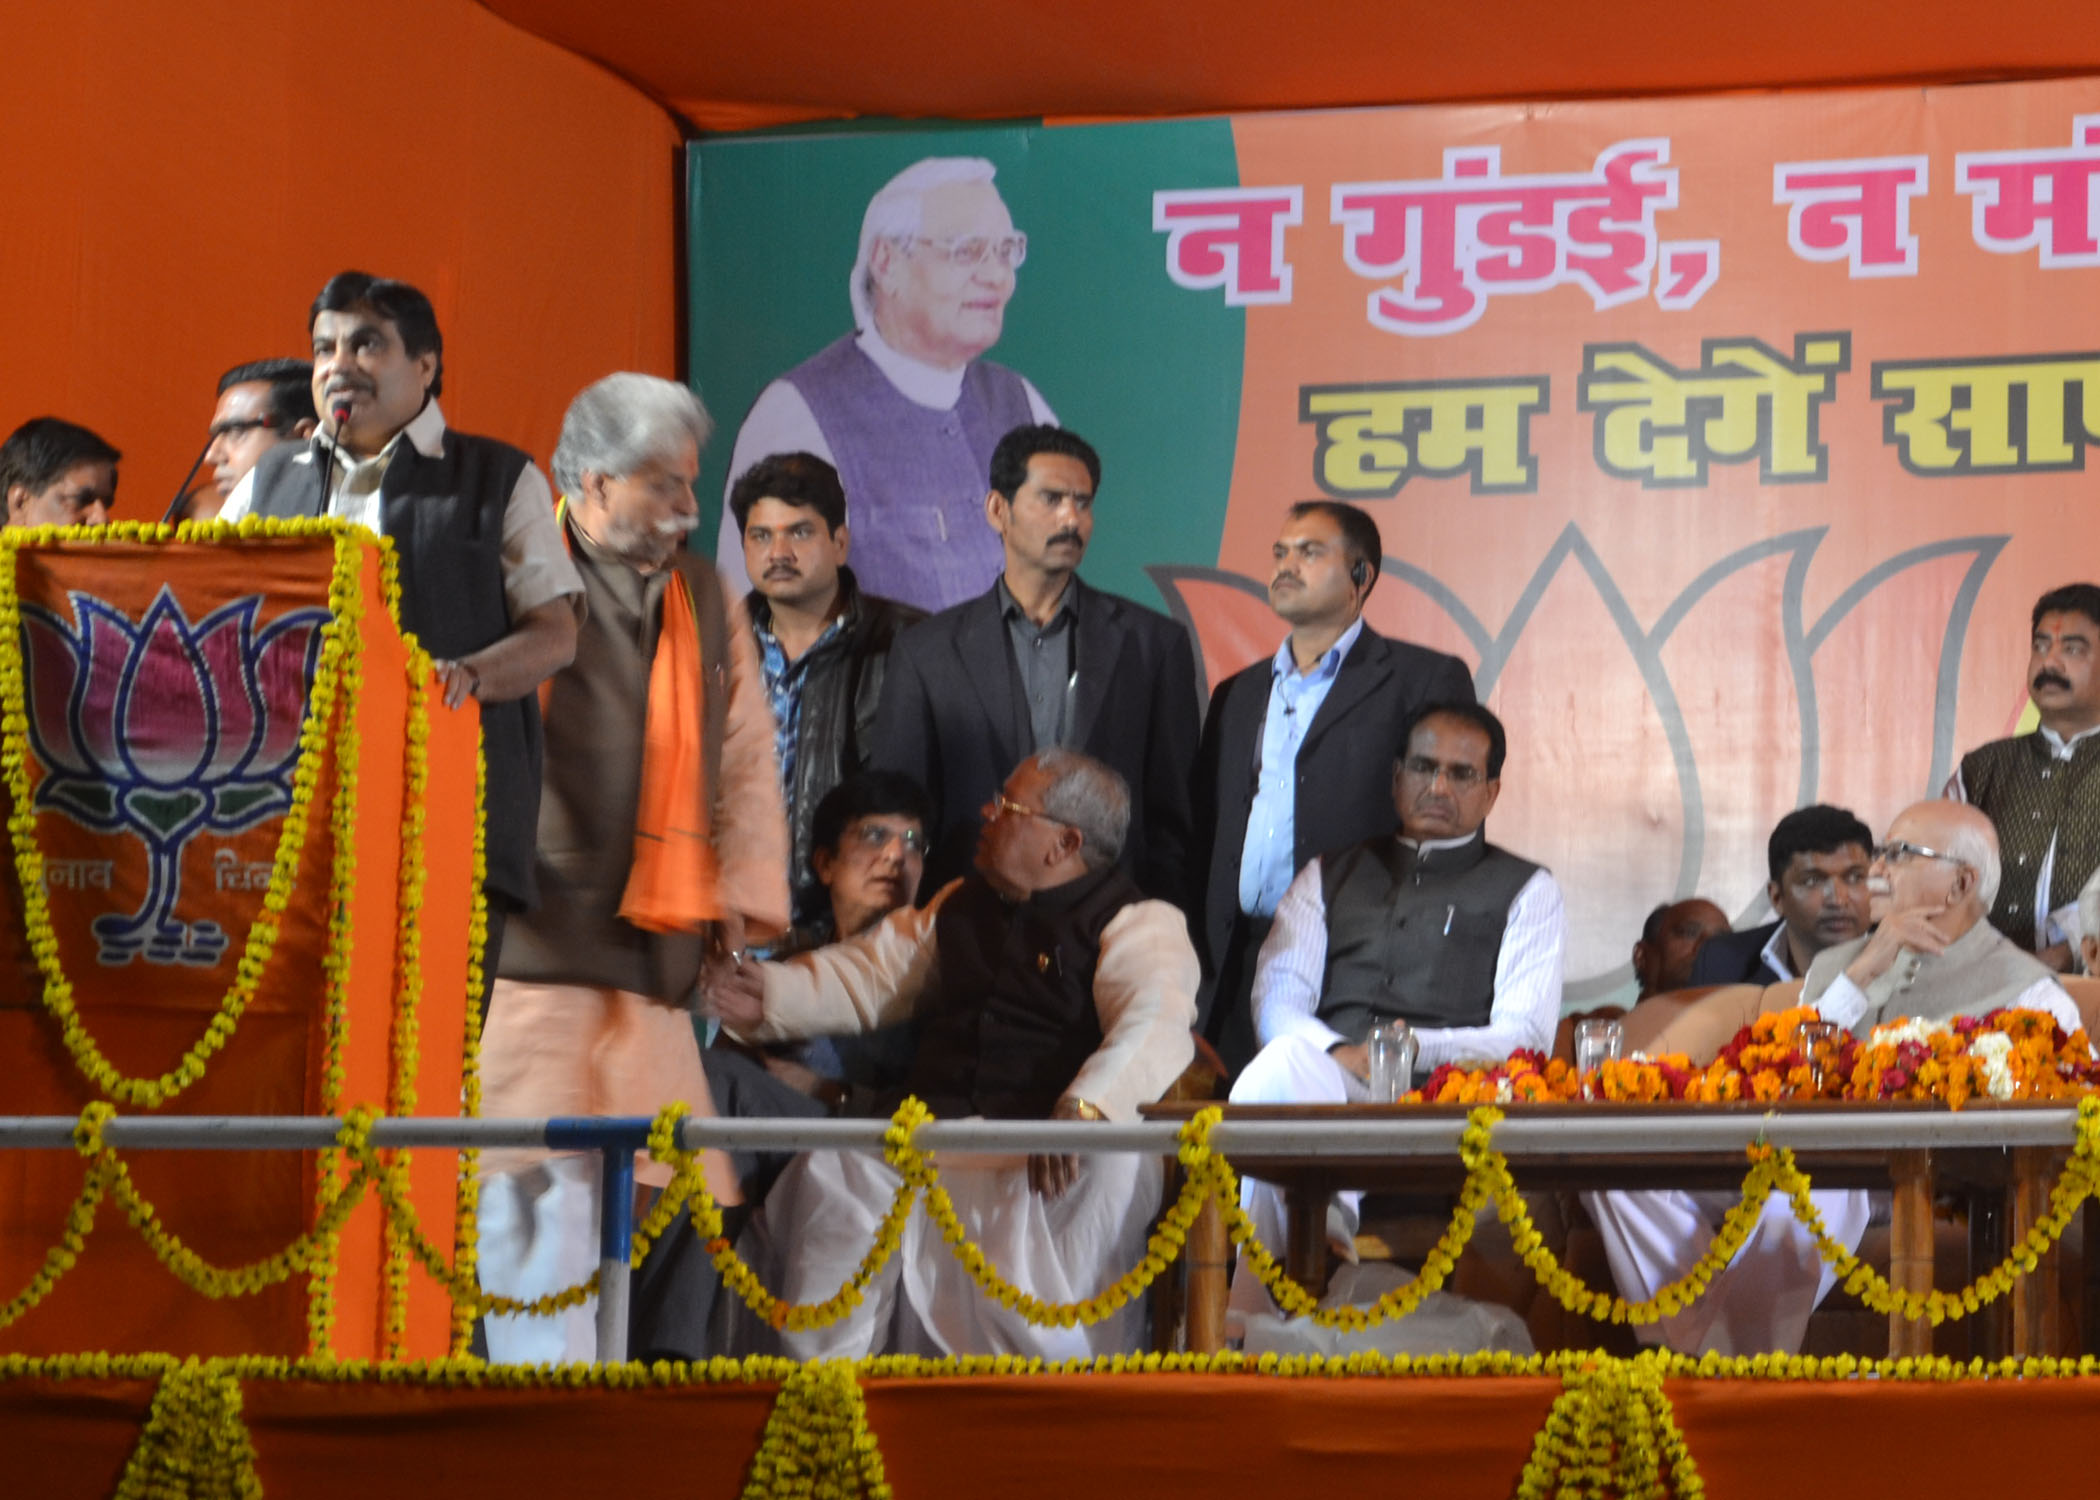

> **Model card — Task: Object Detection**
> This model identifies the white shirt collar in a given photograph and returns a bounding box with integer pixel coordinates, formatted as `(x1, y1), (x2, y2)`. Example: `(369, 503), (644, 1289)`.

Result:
(1758, 922), (1796, 981)
(1401, 830), (1481, 855)
(1270, 615), (1366, 682)
(2038, 721), (2100, 759)
(326, 396), (448, 470)
(856, 324), (967, 410)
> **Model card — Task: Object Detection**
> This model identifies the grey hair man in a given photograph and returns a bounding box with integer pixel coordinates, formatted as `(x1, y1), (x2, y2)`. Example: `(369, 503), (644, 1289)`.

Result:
(551, 372), (713, 572)
(1592, 799), (2081, 1360)
(715, 155), (1056, 611)
(701, 749), (1196, 1360)
(477, 371), (792, 1367)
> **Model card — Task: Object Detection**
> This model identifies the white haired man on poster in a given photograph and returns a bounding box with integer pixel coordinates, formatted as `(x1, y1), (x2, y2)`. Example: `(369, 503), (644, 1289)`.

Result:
(714, 155), (1057, 612)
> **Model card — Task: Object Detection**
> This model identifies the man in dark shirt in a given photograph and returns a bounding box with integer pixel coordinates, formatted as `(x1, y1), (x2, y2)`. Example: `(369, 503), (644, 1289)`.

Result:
(871, 424), (1199, 902)
(1689, 805), (1874, 986)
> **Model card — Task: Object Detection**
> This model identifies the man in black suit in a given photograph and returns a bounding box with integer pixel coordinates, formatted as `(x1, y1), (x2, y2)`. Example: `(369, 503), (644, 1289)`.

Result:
(870, 424), (1199, 902)
(1688, 804), (1875, 986)
(1190, 500), (1474, 1071)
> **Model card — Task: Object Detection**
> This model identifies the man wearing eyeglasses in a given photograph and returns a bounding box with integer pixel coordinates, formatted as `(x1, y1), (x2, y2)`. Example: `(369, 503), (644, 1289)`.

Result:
(0, 417), (119, 528)
(1594, 800), (2079, 1358)
(1802, 800), (2079, 1034)
(1947, 583), (2100, 971)
(703, 749), (1196, 1359)
(1225, 702), (1563, 1328)
(198, 359), (317, 518)
(734, 453), (924, 926)
(715, 156), (1057, 613)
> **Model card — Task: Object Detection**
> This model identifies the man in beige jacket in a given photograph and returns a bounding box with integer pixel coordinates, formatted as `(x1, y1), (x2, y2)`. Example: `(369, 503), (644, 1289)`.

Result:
(476, 374), (791, 1365)
(706, 749), (1196, 1360)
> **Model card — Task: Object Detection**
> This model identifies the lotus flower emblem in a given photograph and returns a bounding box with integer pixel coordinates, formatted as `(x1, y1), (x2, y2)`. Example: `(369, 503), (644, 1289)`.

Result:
(19, 587), (329, 965)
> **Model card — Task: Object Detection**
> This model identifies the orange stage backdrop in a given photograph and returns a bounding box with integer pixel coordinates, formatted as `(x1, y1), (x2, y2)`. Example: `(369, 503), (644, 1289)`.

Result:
(1178, 78), (2100, 999)
(0, 531), (480, 1360)
(0, 0), (678, 516)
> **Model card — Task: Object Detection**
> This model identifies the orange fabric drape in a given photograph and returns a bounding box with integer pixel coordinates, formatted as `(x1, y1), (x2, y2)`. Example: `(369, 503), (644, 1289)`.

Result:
(619, 570), (722, 931)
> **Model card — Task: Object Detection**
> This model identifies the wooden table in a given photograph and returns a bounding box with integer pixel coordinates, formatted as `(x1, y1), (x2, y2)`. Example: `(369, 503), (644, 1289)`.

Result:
(1140, 1100), (2075, 1358)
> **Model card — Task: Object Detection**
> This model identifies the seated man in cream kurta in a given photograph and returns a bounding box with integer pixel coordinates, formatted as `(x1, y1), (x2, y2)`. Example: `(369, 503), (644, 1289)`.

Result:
(704, 749), (1196, 1360)
(1591, 800), (2080, 1355)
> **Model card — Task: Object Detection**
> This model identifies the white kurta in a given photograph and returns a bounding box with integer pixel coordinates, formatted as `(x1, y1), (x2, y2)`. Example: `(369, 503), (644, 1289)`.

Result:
(732, 879), (1198, 1358)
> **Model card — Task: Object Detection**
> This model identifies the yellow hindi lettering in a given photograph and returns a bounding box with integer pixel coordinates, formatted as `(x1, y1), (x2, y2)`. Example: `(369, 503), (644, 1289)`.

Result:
(1298, 378), (1548, 497)
(1873, 354), (2100, 475)
(1579, 334), (1849, 487)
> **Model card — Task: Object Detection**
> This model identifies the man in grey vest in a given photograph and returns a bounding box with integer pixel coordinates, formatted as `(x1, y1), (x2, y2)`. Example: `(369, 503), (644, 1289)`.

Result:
(715, 156), (1055, 612)
(1226, 701), (1564, 1327)
(1592, 800), (2079, 1356)
(1946, 582), (2100, 971)
(220, 271), (583, 988)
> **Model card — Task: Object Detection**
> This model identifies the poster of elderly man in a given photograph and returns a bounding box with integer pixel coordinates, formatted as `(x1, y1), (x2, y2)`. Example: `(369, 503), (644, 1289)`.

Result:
(713, 156), (1057, 612)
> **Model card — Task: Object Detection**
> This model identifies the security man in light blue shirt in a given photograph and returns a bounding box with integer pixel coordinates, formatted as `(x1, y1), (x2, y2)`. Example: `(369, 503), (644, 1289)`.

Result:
(1190, 501), (1476, 1072)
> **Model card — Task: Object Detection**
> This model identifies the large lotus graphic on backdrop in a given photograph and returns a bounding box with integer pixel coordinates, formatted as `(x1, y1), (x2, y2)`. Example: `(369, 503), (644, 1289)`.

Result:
(1153, 523), (2010, 1001)
(18, 588), (329, 965)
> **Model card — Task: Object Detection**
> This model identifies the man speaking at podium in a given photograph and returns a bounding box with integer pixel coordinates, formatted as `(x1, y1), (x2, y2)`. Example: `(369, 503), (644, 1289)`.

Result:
(221, 272), (583, 981)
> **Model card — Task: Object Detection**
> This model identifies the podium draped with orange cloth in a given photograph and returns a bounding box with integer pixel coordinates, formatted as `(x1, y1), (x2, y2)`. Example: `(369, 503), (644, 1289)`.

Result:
(0, 522), (482, 1360)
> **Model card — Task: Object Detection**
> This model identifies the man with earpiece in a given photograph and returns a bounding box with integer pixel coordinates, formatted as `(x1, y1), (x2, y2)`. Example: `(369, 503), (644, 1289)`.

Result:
(1189, 501), (1476, 1073)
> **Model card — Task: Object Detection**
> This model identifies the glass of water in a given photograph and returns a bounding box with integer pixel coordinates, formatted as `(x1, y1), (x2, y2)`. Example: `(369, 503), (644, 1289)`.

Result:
(1365, 1019), (1419, 1103)
(1574, 1018), (1624, 1099)
(1797, 1019), (1840, 1093)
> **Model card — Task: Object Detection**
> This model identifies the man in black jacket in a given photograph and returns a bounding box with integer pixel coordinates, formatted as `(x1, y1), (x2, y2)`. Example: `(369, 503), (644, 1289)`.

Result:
(734, 452), (924, 924)
(1190, 501), (1474, 1071)
(870, 424), (1200, 903)
(1689, 804), (1874, 986)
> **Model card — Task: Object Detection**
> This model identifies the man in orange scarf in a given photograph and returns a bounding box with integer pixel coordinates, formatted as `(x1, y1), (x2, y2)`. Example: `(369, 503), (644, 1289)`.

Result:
(476, 373), (793, 1364)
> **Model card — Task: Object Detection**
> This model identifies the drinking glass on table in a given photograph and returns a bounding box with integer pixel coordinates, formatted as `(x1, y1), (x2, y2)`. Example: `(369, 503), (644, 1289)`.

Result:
(1573, 1018), (1624, 1099)
(1365, 1020), (1419, 1103)
(1798, 1019), (1840, 1092)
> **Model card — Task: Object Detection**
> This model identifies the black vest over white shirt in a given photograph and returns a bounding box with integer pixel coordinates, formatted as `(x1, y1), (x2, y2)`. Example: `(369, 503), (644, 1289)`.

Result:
(898, 866), (1141, 1121)
(1315, 830), (1540, 1044)
(244, 425), (542, 907)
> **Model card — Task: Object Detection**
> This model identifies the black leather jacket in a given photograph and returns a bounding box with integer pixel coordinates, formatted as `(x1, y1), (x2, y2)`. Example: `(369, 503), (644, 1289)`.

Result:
(745, 568), (924, 918)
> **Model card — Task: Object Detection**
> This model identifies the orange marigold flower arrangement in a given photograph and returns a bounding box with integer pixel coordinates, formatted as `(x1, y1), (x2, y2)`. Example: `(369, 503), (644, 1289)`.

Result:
(1407, 1007), (2096, 1110)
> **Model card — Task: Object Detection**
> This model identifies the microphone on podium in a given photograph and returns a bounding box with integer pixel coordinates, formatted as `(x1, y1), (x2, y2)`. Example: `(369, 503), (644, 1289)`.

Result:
(318, 400), (353, 517)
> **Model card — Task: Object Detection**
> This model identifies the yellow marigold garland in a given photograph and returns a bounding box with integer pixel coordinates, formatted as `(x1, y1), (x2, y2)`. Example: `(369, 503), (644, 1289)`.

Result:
(306, 530), (368, 1356)
(28, 1344), (2100, 1500)
(1203, 1109), (1487, 1328)
(0, 1104), (113, 1331)
(88, 1105), (382, 1300)
(741, 1359), (892, 1500)
(378, 645), (434, 1359)
(450, 745), (491, 1353)
(0, 520), (362, 1109)
(1761, 1093), (2100, 1324)
(112, 1357), (262, 1500)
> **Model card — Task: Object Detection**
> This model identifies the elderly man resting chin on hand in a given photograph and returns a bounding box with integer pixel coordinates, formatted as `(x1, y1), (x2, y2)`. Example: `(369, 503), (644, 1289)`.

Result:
(701, 749), (1196, 1361)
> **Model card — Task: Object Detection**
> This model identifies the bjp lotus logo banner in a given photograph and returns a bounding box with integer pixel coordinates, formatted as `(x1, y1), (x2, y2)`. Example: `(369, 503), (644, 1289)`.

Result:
(689, 77), (2100, 1003)
(21, 588), (327, 965)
